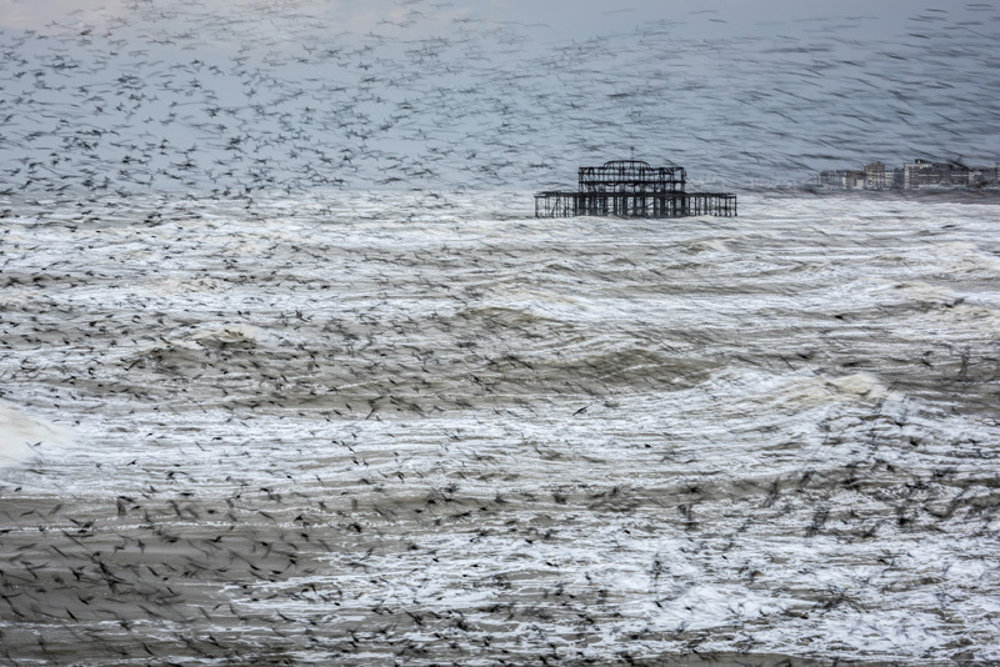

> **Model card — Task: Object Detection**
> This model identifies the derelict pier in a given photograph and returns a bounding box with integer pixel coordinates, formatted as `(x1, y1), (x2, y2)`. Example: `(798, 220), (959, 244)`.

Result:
(535, 160), (737, 218)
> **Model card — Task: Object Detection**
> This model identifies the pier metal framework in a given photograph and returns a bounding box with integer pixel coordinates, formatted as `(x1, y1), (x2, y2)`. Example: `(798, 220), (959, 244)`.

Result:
(535, 159), (736, 218)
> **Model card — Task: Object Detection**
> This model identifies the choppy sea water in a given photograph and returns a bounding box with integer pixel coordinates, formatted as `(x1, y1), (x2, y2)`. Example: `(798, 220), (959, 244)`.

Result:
(1, 190), (999, 665)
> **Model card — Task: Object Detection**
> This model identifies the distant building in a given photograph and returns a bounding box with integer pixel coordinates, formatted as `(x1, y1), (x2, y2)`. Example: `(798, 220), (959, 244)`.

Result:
(864, 162), (889, 190)
(817, 169), (864, 189)
(815, 170), (842, 188)
(903, 159), (931, 190)
(904, 159), (970, 189)
(970, 165), (999, 187)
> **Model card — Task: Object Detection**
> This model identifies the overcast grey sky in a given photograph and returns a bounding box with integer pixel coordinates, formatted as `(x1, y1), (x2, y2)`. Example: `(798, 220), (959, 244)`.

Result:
(1, 0), (985, 40)
(1, 0), (997, 190)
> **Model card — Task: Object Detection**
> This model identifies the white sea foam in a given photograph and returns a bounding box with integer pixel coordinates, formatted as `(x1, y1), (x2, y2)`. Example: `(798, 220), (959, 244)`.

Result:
(0, 401), (69, 468)
(768, 372), (891, 410)
(1, 192), (999, 664)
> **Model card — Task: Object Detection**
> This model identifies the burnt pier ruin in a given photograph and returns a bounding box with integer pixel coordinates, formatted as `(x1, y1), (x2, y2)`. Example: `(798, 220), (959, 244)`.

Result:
(534, 160), (737, 218)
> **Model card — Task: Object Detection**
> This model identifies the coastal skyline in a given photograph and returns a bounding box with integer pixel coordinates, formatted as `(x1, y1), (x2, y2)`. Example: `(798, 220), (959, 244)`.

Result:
(814, 155), (1000, 191)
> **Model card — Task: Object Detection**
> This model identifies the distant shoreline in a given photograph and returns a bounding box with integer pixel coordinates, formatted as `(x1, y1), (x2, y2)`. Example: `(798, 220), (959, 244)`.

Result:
(789, 186), (1000, 203)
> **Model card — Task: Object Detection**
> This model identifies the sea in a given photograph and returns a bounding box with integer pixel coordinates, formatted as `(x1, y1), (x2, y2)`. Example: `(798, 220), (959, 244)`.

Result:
(1, 188), (999, 665)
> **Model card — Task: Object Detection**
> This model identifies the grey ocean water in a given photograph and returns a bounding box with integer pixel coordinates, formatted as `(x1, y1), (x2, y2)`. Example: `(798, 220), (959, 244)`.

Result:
(2, 1), (1000, 665)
